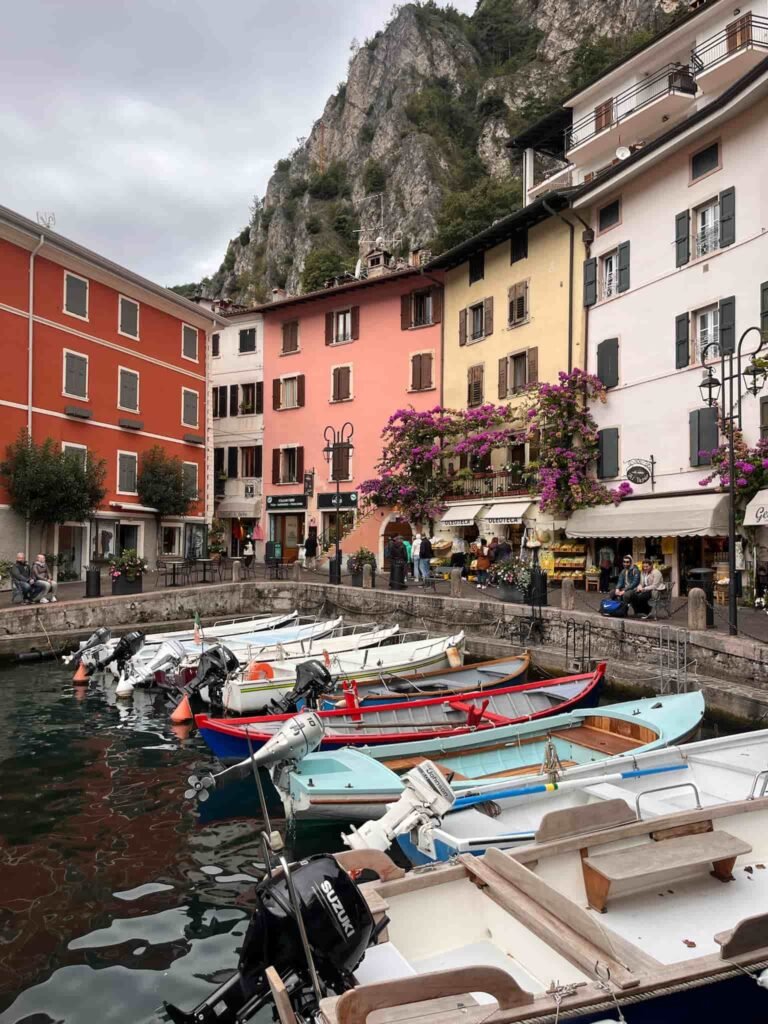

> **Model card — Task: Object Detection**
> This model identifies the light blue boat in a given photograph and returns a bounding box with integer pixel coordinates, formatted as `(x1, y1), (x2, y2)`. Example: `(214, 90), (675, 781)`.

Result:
(273, 691), (706, 823)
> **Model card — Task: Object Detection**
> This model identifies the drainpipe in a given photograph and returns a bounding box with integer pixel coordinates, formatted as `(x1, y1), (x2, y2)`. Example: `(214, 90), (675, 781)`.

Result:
(25, 235), (45, 557)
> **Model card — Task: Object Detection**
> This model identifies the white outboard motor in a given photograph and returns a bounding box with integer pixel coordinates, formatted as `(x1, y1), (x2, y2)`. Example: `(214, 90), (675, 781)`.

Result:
(342, 761), (456, 856)
(115, 639), (186, 698)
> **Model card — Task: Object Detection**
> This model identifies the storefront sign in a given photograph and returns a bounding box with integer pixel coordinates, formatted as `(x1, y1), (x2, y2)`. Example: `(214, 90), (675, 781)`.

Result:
(626, 464), (651, 484)
(266, 494), (307, 511)
(317, 491), (358, 510)
(303, 471), (315, 497)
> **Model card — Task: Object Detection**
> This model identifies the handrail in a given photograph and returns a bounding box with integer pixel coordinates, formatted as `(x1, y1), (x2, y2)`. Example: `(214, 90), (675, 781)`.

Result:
(692, 15), (768, 74)
(748, 768), (768, 800)
(565, 62), (696, 151)
(635, 782), (701, 818)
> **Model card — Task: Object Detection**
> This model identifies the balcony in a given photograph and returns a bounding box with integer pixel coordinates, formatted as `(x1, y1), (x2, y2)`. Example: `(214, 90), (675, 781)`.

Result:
(445, 471), (532, 501)
(528, 165), (574, 202)
(695, 222), (721, 258)
(692, 16), (768, 93)
(565, 63), (696, 161)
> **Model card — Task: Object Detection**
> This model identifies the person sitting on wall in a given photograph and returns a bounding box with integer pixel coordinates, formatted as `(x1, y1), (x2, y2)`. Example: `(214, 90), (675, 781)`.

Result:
(630, 559), (664, 619)
(612, 555), (641, 612)
(32, 554), (57, 603)
(10, 553), (43, 604)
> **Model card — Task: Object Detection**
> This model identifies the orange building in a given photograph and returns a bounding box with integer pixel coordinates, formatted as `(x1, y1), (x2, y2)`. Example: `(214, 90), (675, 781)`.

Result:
(0, 204), (221, 576)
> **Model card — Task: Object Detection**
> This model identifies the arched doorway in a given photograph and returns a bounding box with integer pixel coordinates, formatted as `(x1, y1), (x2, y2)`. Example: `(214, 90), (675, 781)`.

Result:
(381, 516), (413, 570)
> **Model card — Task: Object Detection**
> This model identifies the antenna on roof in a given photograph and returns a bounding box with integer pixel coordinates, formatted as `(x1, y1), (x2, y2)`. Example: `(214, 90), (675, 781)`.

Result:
(36, 211), (55, 228)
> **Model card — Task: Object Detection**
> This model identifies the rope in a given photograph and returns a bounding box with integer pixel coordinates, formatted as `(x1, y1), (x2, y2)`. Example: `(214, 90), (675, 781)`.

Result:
(34, 610), (60, 662)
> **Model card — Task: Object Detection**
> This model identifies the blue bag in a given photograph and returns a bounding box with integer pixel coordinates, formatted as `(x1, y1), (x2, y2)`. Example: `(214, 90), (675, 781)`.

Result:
(599, 598), (627, 618)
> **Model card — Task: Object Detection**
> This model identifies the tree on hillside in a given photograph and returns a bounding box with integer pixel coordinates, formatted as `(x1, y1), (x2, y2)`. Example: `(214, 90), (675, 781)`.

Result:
(301, 248), (352, 293)
(431, 176), (522, 255)
(137, 446), (198, 554)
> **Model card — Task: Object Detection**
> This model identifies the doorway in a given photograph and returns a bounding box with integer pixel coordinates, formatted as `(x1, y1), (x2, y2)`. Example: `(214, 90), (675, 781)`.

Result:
(270, 514), (304, 562)
(59, 524), (87, 580)
(118, 524), (139, 555)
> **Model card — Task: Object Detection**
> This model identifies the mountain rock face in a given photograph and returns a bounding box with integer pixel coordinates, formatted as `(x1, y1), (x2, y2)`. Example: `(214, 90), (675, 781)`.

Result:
(194, 0), (687, 304)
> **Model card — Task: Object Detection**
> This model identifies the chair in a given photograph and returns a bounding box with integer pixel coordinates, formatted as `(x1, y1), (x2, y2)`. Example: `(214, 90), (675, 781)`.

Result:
(651, 580), (674, 619)
(155, 559), (170, 589)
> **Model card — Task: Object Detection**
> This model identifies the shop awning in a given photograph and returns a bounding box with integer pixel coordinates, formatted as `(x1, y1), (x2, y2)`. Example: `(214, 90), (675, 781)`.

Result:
(744, 489), (768, 527)
(108, 501), (158, 514)
(440, 502), (487, 527)
(566, 493), (730, 539)
(216, 497), (261, 519)
(479, 499), (535, 525)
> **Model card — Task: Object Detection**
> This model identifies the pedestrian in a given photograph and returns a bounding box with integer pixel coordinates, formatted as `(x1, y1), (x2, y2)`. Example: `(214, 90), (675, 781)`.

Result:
(450, 533), (467, 574)
(388, 535), (408, 589)
(631, 559), (665, 618)
(10, 553), (43, 604)
(612, 555), (641, 612)
(403, 535), (413, 578)
(488, 537), (500, 564)
(303, 533), (318, 571)
(496, 537), (512, 562)
(31, 554), (57, 602)
(598, 542), (615, 593)
(418, 534), (433, 584)
(475, 538), (491, 590)
(410, 531), (422, 581)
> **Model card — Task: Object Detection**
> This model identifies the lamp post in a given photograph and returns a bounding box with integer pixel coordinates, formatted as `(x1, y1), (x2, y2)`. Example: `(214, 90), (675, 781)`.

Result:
(699, 326), (767, 636)
(322, 422), (354, 585)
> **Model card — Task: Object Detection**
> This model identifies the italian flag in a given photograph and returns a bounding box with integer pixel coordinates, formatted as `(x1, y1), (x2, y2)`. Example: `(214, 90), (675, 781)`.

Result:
(193, 611), (203, 645)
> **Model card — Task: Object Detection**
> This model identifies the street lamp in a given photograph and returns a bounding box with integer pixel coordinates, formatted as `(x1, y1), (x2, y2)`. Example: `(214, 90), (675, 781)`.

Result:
(323, 422), (354, 585)
(700, 326), (766, 635)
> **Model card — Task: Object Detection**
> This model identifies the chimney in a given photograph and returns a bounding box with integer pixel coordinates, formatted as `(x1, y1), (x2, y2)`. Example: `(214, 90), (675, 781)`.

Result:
(409, 248), (432, 267)
(365, 248), (392, 278)
(271, 287), (287, 302)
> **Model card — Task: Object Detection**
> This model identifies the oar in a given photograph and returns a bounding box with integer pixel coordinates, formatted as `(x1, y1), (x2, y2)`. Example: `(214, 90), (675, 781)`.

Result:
(450, 762), (689, 812)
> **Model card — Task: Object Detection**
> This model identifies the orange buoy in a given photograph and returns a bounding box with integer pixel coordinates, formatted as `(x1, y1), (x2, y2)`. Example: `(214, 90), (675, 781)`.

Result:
(72, 662), (89, 684)
(171, 695), (193, 722)
(244, 661), (275, 681)
(170, 722), (193, 741)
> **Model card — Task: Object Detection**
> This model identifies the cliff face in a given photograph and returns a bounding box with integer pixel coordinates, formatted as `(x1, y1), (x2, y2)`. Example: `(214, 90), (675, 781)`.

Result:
(192, 0), (687, 303)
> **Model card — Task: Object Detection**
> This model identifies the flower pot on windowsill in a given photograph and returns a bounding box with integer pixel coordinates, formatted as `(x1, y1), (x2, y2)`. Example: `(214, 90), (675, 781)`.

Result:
(111, 575), (143, 596)
(498, 582), (527, 603)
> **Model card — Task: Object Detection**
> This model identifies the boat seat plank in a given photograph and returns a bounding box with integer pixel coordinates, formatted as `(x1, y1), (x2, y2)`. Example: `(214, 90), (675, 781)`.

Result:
(379, 755), (468, 781)
(714, 911), (768, 959)
(535, 799), (637, 843)
(582, 830), (752, 913)
(551, 725), (644, 756)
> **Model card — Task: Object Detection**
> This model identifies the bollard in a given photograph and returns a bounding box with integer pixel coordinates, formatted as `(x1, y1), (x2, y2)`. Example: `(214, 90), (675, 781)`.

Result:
(561, 577), (576, 611)
(688, 586), (708, 631)
(232, 559), (242, 583)
(450, 567), (462, 598)
(292, 561), (302, 582)
(362, 564), (373, 589)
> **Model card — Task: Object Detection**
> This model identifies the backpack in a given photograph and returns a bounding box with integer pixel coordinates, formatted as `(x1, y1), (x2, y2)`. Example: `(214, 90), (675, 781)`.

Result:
(600, 598), (627, 618)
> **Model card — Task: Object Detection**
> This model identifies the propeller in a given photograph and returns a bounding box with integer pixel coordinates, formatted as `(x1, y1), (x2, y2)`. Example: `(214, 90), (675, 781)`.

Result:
(184, 774), (215, 802)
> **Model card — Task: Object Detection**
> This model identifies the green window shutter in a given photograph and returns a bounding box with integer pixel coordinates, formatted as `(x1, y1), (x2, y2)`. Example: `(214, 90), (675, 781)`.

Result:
(583, 258), (597, 307)
(761, 281), (768, 340)
(596, 338), (619, 388)
(120, 370), (138, 410)
(675, 211), (690, 267)
(597, 427), (619, 478)
(65, 353), (87, 398)
(617, 241), (630, 293)
(719, 296), (736, 354)
(690, 408), (719, 466)
(183, 390), (198, 426)
(719, 187), (735, 247)
(675, 314), (690, 369)
(228, 447), (239, 478)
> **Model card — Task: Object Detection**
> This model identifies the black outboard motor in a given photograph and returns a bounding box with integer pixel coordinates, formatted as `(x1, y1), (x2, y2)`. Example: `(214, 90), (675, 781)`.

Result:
(163, 854), (378, 1024)
(69, 627), (111, 666)
(267, 659), (333, 716)
(182, 644), (241, 709)
(95, 630), (145, 673)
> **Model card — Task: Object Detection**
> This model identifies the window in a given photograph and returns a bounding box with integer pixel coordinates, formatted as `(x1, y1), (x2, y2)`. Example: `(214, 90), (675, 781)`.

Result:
(118, 296), (139, 339)
(325, 307), (359, 344)
(470, 302), (485, 341)
(508, 282), (529, 326)
(182, 388), (199, 427)
(331, 443), (351, 482)
(282, 377), (298, 409)
(331, 365), (352, 402)
(596, 338), (619, 388)
(62, 442), (87, 469)
(510, 352), (527, 392)
(239, 328), (256, 353)
(691, 141), (720, 181)
(118, 367), (140, 412)
(240, 382), (256, 414)
(280, 447), (299, 483)
(282, 321), (299, 353)
(467, 364), (484, 407)
(161, 526), (182, 555)
(182, 462), (199, 499)
(211, 333), (220, 357)
(64, 272), (88, 319)
(228, 446), (239, 478)
(410, 352), (433, 391)
(335, 309), (352, 343)
(412, 290), (433, 327)
(761, 397), (768, 440)
(182, 324), (198, 361)
(598, 199), (621, 233)
(690, 408), (719, 467)
(63, 350), (88, 399)
(498, 348), (537, 398)
(214, 447), (225, 492)
(229, 383), (239, 416)
(510, 228), (528, 264)
(694, 305), (720, 362)
(117, 451), (138, 494)
(212, 385), (227, 419)
(600, 251), (617, 299)
(468, 252), (484, 284)
(694, 199), (720, 257)
(597, 428), (619, 479)
(255, 381), (263, 414)
(241, 445), (262, 478)
(595, 97), (614, 133)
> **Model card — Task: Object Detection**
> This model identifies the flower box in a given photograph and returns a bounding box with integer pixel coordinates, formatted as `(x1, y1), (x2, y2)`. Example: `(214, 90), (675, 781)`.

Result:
(111, 575), (143, 597)
(498, 582), (528, 603)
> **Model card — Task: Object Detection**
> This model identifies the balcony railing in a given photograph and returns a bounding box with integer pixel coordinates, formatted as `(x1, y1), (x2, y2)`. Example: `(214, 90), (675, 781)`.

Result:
(691, 16), (768, 74)
(695, 222), (721, 257)
(445, 472), (532, 501)
(602, 271), (617, 299)
(565, 63), (696, 151)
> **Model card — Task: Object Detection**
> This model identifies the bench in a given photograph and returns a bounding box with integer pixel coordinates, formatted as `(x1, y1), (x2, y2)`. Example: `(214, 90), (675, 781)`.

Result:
(582, 829), (752, 913)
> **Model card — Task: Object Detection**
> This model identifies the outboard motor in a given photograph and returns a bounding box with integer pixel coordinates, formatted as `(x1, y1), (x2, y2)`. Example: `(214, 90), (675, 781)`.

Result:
(106, 631), (146, 673)
(163, 854), (379, 1024)
(266, 659), (333, 716)
(115, 639), (186, 698)
(185, 644), (241, 709)
(65, 627), (112, 667)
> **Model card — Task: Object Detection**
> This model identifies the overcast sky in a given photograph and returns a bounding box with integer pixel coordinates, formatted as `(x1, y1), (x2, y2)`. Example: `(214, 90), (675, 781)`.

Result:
(1, 0), (475, 288)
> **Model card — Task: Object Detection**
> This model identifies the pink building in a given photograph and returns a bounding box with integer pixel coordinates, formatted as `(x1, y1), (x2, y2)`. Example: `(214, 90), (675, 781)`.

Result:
(261, 255), (443, 564)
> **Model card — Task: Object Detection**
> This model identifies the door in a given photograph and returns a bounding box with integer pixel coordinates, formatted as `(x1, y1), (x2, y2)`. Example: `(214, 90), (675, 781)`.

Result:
(382, 521), (413, 571)
(595, 98), (613, 133)
(117, 524), (139, 556)
(727, 13), (752, 53)
(59, 524), (86, 580)
(272, 514), (304, 563)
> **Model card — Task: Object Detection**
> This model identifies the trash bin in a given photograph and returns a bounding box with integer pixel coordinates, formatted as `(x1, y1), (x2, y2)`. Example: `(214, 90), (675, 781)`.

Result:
(389, 561), (406, 590)
(85, 566), (101, 599)
(687, 567), (714, 627)
(329, 551), (342, 585)
(531, 568), (548, 607)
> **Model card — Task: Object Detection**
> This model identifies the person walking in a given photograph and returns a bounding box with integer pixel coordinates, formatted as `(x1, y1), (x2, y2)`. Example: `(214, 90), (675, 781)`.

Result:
(418, 534), (433, 585)
(450, 533), (467, 575)
(403, 536), (413, 579)
(410, 532), (421, 581)
(388, 535), (408, 589)
(475, 538), (491, 590)
(32, 554), (57, 602)
(598, 543), (615, 593)
(303, 533), (318, 572)
(488, 537), (500, 564)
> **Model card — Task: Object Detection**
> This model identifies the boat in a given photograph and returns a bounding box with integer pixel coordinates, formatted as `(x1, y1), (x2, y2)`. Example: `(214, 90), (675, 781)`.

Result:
(270, 688), (705, 822)
(318, 653), (531, 708)
(138, 610), (300, 646)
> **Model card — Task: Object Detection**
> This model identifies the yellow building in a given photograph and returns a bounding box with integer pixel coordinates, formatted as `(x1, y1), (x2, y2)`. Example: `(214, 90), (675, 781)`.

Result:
(426, 192), (587, 555)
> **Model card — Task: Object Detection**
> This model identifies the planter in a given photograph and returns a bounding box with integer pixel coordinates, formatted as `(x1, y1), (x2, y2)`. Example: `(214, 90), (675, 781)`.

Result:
(111, 575), (143, 597)
(350, 571), (376, 588)
(498, 582), (527, 604)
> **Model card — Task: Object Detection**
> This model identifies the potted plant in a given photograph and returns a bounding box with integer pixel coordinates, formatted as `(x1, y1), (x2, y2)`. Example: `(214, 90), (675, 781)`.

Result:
(208, 519), (227, 560)
(109, 548), (149, 596)
(347, 547), (377, 587)
(491, 558), (532, 603)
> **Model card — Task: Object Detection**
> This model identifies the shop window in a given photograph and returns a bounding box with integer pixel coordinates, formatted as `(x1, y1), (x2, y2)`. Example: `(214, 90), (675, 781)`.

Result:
(161, 526), (182, 555)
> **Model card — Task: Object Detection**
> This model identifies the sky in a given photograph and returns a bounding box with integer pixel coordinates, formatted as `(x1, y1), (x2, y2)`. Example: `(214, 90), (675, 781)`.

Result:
(1, 0), (476, 288)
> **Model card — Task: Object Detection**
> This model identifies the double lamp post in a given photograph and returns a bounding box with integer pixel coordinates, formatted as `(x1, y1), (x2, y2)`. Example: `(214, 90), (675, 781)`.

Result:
(322, 422), (354, 586)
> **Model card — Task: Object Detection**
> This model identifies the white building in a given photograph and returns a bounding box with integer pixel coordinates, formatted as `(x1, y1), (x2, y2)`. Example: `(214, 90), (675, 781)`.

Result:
(516, 0), (768, 594)
(209, 305), (265, 558)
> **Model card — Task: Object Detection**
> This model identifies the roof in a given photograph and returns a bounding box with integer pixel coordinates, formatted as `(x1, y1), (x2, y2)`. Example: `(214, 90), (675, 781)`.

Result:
(425, 192), (573, 271)
(0, 204), (224, 326)
(238, 267), (422, 316)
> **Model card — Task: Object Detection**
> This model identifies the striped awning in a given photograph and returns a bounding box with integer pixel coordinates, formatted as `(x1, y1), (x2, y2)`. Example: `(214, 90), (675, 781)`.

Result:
(216, 497), (261, 519)
(566, 493), (729, 538)
(440, 502), (487, 527)
(479, 500), (534, 525)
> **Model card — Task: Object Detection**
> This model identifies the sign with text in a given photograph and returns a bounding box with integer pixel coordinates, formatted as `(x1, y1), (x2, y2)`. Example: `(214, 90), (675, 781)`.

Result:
(303, 471), (315, 497)
(317, 491), (359, 510)
(266, 494), (307, 511)
(625, 455), (655, 486)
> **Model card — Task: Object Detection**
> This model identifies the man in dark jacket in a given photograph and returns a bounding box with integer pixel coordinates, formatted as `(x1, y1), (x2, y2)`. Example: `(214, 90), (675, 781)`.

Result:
(417, 535), (433, 584)
(10, 553), (42, 604)
(613, 555), (641, 611)
(388, 535), (407, 589)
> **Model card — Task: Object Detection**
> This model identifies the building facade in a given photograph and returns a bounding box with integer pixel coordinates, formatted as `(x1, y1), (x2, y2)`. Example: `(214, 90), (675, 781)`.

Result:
(210, 309), (265, 558)
(0, 205), (219, 576)
(260, 256), (443, 565)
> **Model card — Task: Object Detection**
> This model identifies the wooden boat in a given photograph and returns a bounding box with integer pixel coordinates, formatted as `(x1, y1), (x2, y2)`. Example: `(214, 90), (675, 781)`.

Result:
(272, 689), (705, 822)
(139, 610), (299, 646)
(318, 653), (531, 708)
(196, 659), (603, 763)
(317, 795), (768, 1024)
(396, 726), (768, 865)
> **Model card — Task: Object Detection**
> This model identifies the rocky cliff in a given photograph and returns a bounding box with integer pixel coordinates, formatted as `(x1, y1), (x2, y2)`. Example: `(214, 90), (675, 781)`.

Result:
(183, 0), (687, 304)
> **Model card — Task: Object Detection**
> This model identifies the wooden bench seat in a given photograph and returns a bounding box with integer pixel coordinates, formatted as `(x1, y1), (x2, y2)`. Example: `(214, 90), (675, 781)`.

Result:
(582, 830), (752, 913)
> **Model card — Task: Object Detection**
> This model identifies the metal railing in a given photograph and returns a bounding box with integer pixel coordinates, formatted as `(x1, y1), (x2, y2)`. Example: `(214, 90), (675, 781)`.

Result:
(602, 271), (617, 299)
(445, 472), (531, 500)
(691, 15), (768, 74)
(695, 222), (721, 257)
(565, 62), (696, 151)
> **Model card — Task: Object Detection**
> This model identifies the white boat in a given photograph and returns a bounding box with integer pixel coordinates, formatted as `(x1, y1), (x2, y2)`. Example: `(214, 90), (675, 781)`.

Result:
(140, 610), (299, 646)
